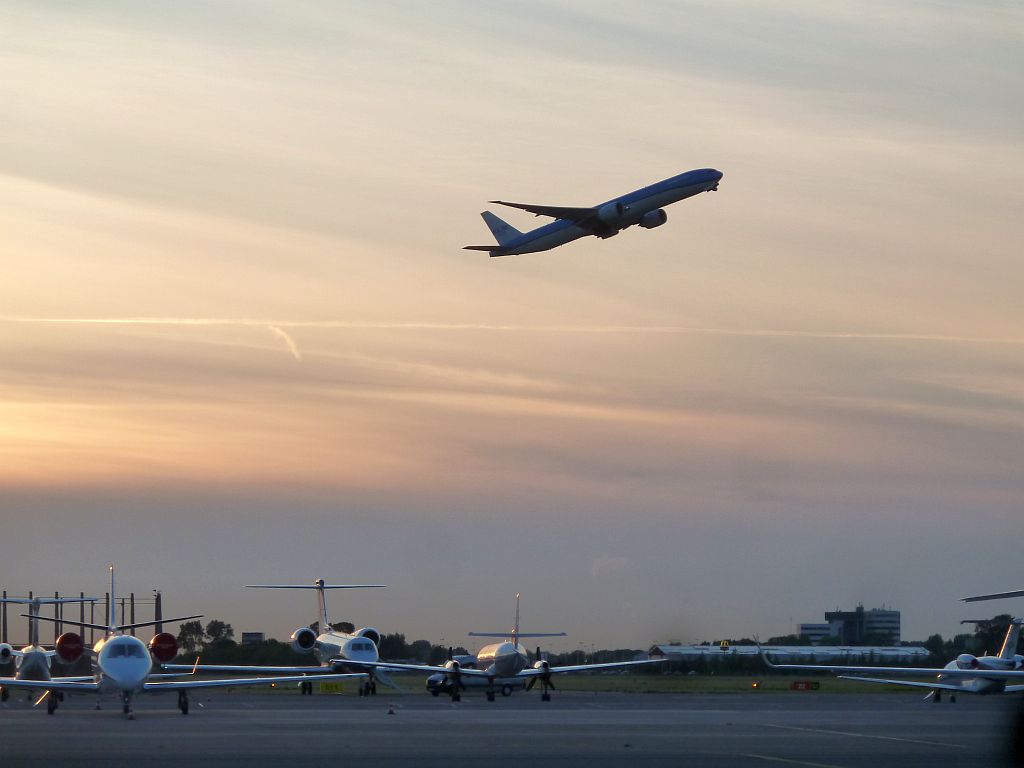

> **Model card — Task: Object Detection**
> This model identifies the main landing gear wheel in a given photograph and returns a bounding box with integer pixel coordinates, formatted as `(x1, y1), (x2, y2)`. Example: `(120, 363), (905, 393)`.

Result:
(541, 692), (551, 702)
(0, 687), (8, 702)
(47, 694), (58, 715)
(486, 690), (496, 702)
(933, 690), (941, 703)
(178, 691), (189, 715)
(300, 680), (313, 695)
(950, 694), (957, 704)
(501, 685), (513, 697)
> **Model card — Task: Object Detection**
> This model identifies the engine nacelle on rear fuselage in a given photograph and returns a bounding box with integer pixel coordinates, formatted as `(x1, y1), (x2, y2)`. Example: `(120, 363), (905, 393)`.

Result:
(355, 627), (381, 647)
(596, 201), (631, 228)
(0, 643), (13, 665)
(639, 209), (667, 229)
(956, 653), (979, 669)
(54, 632), (84, 664)
(291, 626), (318, 653)
(148, 632), (178, 663)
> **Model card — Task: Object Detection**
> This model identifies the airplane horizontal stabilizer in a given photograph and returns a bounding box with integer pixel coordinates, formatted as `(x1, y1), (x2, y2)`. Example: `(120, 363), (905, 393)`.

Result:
(463, 246), (495, 252)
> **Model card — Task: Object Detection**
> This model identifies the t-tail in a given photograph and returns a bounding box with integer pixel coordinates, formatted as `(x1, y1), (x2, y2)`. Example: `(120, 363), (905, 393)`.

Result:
(463, 211), (522, 255)
(0, 594), (99, 647)
(999, 618), (1023, 659)
(468, 593), (567, 645)
(245, 580), (386, 634)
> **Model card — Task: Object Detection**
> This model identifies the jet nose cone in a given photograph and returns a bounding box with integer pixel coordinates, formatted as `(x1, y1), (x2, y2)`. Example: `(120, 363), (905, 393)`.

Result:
(711, 169), (724, 181)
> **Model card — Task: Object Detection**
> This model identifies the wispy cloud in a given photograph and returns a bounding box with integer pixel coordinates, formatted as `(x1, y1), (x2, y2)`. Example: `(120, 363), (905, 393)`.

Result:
(4, 316), (1022, 347)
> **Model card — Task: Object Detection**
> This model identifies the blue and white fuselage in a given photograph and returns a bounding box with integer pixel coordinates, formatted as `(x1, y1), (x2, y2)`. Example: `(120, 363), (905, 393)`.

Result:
(466, 168), (723, 257)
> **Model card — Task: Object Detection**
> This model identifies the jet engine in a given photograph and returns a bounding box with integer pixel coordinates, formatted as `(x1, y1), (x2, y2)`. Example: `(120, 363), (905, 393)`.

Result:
(956, 653), (979, 669)
(54, 632), (84, 664)
(148, 632), (178, 663)
(639, 209), (667, 229)
(291, 626), (318, 653)
(0, 643), (12, 664)
(596, 201), (631, 227)
(355, 627), (381, 646)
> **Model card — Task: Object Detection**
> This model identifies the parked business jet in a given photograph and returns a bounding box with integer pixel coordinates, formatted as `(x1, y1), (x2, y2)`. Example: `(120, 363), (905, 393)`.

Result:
(163, 579), (388, 696)
(464, 168), (723, 256)
(759, 620), (1024, 703)
(0, 595), (98, 705)
(0, 566), (366, 718)
(343, 593), (664, 702)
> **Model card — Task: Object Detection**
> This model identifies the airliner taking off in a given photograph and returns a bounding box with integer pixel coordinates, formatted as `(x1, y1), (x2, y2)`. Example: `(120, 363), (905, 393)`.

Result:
(464, 168), (723, 256)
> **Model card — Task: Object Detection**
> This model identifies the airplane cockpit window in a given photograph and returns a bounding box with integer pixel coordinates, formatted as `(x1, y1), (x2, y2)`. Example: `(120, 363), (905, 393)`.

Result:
(108, 644), (126, 658)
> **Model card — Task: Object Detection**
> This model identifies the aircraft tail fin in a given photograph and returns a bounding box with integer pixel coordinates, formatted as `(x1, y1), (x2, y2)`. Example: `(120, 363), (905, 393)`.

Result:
(999, 618), (1022, 659)
(480, 211), (522, 246)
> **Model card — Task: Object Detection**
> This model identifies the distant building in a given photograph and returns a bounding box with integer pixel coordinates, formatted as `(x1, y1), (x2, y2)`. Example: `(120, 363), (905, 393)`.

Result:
(823, 606), (901, 645)
(797, 623), (831, 643)
(241, 632), (265, 645)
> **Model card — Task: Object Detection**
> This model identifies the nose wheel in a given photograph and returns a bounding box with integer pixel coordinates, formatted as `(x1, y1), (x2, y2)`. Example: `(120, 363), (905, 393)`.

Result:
(122, 692), (134, 719)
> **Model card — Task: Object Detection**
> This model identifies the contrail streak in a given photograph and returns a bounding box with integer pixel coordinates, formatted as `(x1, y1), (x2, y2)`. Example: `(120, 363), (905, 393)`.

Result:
(267, 326), (302, 360)
(2, 316), (1023, 346)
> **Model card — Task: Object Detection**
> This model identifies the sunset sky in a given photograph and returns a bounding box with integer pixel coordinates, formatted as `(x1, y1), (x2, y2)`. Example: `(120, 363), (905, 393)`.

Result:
(1, 1), (1022, 649)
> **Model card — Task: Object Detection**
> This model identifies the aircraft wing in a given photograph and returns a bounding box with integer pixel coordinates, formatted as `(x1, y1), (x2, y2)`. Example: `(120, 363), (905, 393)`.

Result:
(143, 673), (365, 692)
(519, 659), (665, 677)
(489, 200), (596, 223)
(837, 675), (967, 692)
(962, 588), (1024, 602)
(0, 678), (100, 692)
(339, 659), (492, 678)
(1004, 685), (1024, 693)
(762, 658), (1024, 679)
(161, 663), (350, 675)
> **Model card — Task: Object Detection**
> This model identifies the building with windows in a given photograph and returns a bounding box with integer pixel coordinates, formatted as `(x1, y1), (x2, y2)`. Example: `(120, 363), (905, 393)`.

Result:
(822, 606), (901, 645)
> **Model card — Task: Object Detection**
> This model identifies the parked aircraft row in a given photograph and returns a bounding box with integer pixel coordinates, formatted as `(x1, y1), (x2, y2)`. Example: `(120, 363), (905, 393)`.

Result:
(0, 567), (367, 718)
(0, 568), (662, 718)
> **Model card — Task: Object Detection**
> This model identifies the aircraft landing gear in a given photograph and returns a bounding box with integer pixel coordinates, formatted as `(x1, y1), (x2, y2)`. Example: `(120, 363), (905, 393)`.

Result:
(950, 694), (957, 704)
(541, 692), (551, 702)
(178, 691), (189, 715)
(300, 680), (313, 695)
(0, 686), (8, 702)
(933, 690), (942, 703)
(501, 685), (513, 697)
(122, 692), (134, 720)
(46, 693), (58, 715)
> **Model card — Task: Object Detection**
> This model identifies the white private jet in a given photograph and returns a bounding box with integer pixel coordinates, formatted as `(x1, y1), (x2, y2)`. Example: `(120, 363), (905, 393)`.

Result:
(759, 619), (1024, 703)
(342, 593), (664, 702)
(162, 579), (388, 696)
(0, 594), (98, 708)
(0, 566), (367, 718)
